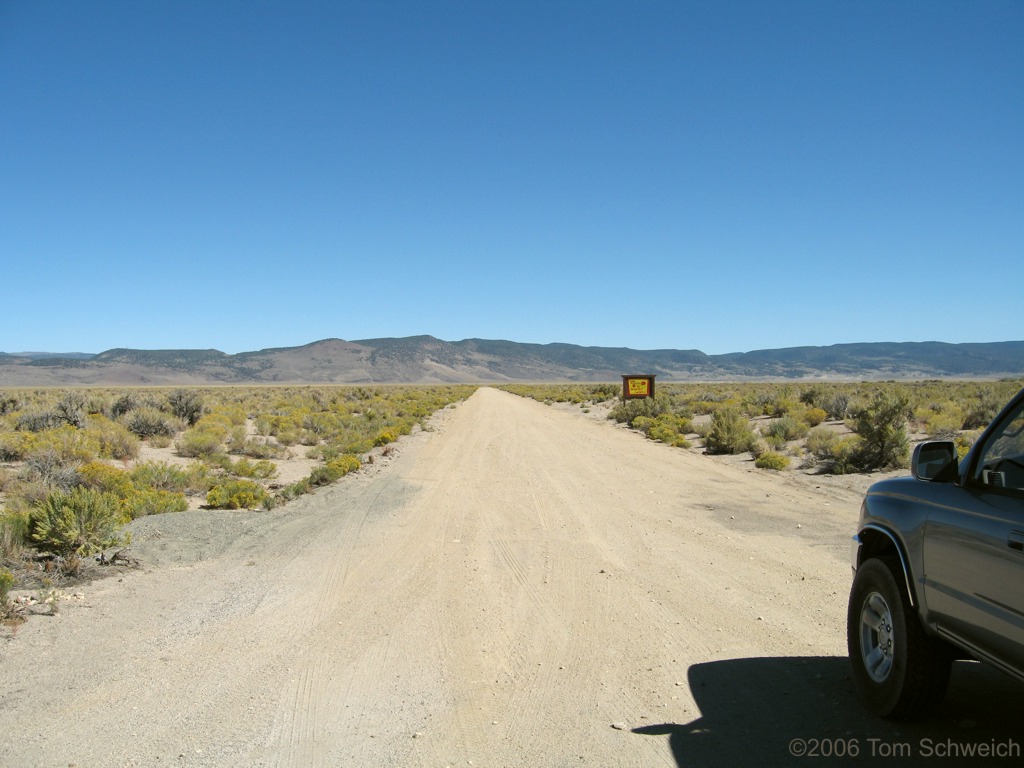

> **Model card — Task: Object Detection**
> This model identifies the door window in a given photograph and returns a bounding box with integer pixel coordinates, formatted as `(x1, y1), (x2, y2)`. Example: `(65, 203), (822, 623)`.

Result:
(973, 399), (1024, 493)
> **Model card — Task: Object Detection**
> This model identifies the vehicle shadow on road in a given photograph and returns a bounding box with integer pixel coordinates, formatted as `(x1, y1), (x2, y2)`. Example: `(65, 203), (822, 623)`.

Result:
(633, 656), (1022, 766)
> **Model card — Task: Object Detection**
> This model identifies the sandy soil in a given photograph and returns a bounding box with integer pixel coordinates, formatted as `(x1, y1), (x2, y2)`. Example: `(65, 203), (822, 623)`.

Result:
(1, 388), (1021, 768)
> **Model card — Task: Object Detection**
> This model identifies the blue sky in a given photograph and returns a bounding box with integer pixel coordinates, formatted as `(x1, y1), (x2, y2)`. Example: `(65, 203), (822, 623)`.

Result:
(2, 1), (1021, 355)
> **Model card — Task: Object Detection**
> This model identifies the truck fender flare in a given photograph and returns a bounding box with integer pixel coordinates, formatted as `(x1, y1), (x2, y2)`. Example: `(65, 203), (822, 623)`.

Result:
(858, 523), (916, 608)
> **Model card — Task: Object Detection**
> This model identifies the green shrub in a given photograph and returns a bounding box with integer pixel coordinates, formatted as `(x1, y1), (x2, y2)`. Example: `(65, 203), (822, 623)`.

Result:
(802, 407), (828, 427)
(646, 413), (692, 447)
(55, 393), (87, 428)
(705, 407), (755, 455)
(20, 449), (82, 492)
(0, 431), (30, 461)
(24, 426), (100, 464)
(298, 429), (321, 446)
(121, 488), (189, 518)
(763, 416), (807, 442)
(926, 413), (962, 439)
(85, 415), (140, 461)
(30, 487), (130, 557)
(1, 511), (30, 559)
(828, 436), (864, 474)
(963, 395), (1001, 430)
(804, 425), (869, 473)
(110, 393), (138, 419)
(216, 405), (247, 427)
(631, 416), (655, 434)
(805, 426), (839, 459)
(748, 436), (767, 458)
(206, 480), (267, 510)
(336, 435), (374, 455)
(755, 451), (790, 470)
(955, 432), (978, 459)
(16, 411), (63, 432)
(125, 407), (178, 438)
(375, 428), (399, 446)
(327, 454), (361, 476)
(799, 386), (823, 407)
(591, 383), (619, 401)
(690, 420), (711, 439)
(76, 461), (188, 518)
(822, 392), (851, 420)
(168, 389), (204, 426)
(279, 478), (310, 500)
(308, 454), (361, 488)
(202, 453), (233, 473)
(225, 425), (248, 453)
(917, 404), (964, 439)
(129, 461), (192, 492)
(77, 461), (135, 497)
(307, 465), (334, 487)
(0, 395), (23, 416)
(850, 393), (910, 470)
(0, 567), (18, 618)
(0, 567), (15, 610)
(609, 395), (669, 426)
(276, 429), (299, 446)
(226, 457), (277, 480)
(176, 428), (224, 458)
(767, 397), (801, 418)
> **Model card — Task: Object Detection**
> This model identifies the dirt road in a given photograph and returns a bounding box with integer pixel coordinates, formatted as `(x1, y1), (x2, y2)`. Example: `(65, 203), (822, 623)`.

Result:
(2, 388), (1020, 767)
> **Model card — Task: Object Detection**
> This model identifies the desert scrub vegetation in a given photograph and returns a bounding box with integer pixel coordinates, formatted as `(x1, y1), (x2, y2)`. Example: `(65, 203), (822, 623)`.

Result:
(754, 451), (790, 470)
(0, 566), (15, 616)
(497, 383), (619, 406)
(503, 379), (1024, 474)
(847, 392), (911, 471)
(76, 461), (190, 519)
(608, 394), (670, 426)
(206, 479), (268, 510)
(30, 487), (130, 558)
(632, 413), (692, 448)
(0, 384), (476, 581)
(704, 406), (757, 455)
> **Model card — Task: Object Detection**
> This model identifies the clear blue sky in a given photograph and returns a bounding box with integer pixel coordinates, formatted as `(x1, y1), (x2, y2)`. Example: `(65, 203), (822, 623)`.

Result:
(2, 1), (1021, 355)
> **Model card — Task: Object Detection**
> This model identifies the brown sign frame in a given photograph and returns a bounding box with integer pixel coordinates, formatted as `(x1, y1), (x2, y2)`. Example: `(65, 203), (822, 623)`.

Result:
(621, 374), (655, 400)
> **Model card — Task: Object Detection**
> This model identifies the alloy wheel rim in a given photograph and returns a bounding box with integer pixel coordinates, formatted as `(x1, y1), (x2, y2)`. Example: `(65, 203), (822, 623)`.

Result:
(859, 591), (894, 683)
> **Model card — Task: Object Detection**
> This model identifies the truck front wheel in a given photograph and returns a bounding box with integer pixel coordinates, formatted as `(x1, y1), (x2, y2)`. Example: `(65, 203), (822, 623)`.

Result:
(847, 557), (951, 718)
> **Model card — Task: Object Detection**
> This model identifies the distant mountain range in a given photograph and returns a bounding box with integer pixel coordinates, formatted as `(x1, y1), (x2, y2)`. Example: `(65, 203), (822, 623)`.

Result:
(2, 337), (1023, 386)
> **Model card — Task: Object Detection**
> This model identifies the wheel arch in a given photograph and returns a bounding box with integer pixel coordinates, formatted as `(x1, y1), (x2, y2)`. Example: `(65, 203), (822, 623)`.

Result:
(855, 524), (917, 609)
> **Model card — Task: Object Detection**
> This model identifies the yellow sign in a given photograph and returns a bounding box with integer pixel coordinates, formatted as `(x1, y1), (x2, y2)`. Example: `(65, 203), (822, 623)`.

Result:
(622, 375), (655, 399)
(627, 378), (650, 396)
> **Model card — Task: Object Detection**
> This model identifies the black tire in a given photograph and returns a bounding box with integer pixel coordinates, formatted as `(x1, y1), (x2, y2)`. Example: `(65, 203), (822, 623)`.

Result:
(847, 557), (952, 718)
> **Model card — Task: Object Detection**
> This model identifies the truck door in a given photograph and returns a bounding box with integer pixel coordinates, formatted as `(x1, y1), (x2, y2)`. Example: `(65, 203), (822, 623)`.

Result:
(922, 397), (1024, 672)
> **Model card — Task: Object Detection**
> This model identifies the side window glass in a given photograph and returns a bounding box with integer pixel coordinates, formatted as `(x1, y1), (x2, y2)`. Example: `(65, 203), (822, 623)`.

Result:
(974, 401), (1024, 492)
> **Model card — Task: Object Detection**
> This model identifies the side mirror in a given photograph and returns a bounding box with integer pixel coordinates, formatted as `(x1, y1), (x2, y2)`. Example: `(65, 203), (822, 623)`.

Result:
(912, 441), (958, 482)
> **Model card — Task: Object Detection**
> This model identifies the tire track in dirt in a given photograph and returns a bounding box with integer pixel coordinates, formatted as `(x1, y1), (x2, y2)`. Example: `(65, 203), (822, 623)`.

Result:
(391, 390), (672, 764)
(265, 483), (429, 766)
(265, 404), (485, 766)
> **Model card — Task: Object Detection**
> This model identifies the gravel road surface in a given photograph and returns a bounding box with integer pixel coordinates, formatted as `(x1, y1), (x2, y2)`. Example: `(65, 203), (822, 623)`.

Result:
(2, 388), (1020, 767)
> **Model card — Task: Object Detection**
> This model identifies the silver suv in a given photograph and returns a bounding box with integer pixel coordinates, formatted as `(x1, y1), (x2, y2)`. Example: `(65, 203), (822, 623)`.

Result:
(848, 386), (1024, 718)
